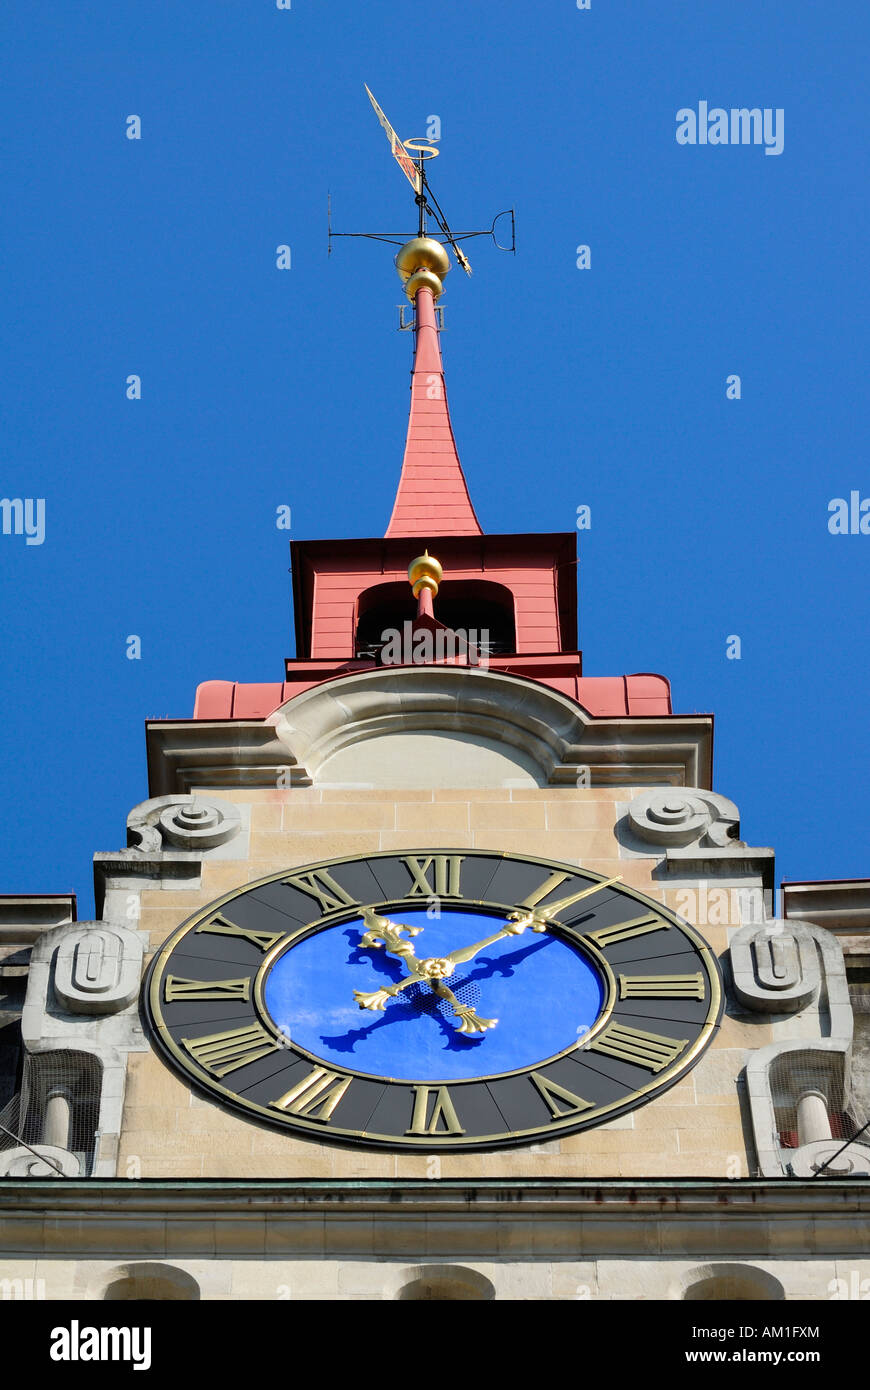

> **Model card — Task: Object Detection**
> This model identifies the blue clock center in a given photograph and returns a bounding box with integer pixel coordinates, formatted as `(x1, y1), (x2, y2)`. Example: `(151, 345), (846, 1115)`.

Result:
(262, 908), (605, 1081)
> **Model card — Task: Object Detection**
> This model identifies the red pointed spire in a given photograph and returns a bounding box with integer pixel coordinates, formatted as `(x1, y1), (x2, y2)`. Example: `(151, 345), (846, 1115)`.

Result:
(385, 286), (482, 538)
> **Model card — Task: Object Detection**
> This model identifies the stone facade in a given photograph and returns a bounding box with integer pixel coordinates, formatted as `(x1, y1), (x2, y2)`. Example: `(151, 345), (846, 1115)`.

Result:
(2, 692), (867, 1299)
(113, 782), (761, 1182)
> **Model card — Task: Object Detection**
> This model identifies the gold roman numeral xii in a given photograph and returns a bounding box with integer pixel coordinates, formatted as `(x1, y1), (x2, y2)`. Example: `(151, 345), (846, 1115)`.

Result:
(402, 855), (465, 898)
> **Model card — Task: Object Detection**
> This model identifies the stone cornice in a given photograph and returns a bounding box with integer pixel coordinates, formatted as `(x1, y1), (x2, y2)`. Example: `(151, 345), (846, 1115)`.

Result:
(0, 1180), (866, 1257)
(783, 879), (870, 938)
(0, 894), (77, 944)
(146, 721), (292, 796)
(146, 669), (714, 794)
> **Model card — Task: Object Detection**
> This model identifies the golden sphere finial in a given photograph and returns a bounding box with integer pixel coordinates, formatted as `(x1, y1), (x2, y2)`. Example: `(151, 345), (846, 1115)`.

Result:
(403, 269), (443, 302)
(396, 238), (450, 302)
(408, 549), (443, 598)
(396, 237), (450, 281)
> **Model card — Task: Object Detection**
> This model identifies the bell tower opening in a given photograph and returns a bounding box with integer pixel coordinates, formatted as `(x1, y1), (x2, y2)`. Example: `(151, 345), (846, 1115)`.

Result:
(355, 578), (516, 660)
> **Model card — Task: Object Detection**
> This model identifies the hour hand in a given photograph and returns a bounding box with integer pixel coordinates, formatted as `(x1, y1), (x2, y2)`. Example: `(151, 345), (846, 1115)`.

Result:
(430, 980), (498, 1035)
(354, 910), (428, 1013)
(353, 975), (418, 1013)
(359, 907), (425, 967)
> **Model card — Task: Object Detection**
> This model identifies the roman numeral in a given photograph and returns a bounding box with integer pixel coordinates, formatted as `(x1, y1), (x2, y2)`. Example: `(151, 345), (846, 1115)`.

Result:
(164, 975), (251, 1003)
(195, 913), (286, 953)
(182, 1023), (277, 1077)
(406, 1085), (464, 1135)
(586, 1023), (688, 1073)
(587, 914), (667, 949)
(618, 972), (704, 1000)
(402, 855), (465, 898)
(518, 870), (574, 909)
(281, 868), (359, 914)
(518, 872), (622, 921)
(271, 1067), (351, 1122)
(530, 1071), (594, 1120)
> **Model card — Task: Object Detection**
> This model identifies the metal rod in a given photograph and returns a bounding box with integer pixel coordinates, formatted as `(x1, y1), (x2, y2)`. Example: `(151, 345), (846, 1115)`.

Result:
(417, 155), (426, 237)
(810, 1115), (870, 1177)
(329, 226), (510, 243)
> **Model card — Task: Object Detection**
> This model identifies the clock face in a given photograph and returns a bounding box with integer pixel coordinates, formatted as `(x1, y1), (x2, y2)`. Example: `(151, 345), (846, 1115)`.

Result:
(145, 850), (723, 1151)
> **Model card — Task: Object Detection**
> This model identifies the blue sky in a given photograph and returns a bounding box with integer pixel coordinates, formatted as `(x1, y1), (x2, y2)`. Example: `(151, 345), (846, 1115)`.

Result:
(1, 1), (866, 918)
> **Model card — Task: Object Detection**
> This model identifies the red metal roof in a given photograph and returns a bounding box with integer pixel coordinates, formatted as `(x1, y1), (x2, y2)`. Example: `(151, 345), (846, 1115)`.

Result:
(385, 285), (482, 538)
(193, 668), (672, 721)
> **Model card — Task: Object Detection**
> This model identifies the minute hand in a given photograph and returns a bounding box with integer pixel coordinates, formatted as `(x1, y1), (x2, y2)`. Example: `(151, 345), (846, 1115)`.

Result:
(508, 875), (624, 929)
(441, 877), (624, 969)
(441, 929), (520, 969)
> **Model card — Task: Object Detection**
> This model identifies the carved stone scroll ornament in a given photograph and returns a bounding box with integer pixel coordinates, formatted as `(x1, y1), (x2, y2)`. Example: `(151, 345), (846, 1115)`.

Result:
(730, 919), (819, 1014)
(53, 923), (143, 1016)
(0, 1145), (80, 1177)
(627, 788), (742, 848)
(730, 919), (852, 1029)
(126, 795), (241, 853)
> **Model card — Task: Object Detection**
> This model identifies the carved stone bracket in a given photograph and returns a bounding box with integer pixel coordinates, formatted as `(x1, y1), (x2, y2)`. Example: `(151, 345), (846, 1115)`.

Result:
(91, 796), (249, 916)
(23, 923), (147, 1040)
(619, 788), (775, 901)
(127, 795), (241, 854)
(627, 788), (742, 848)
(52, 923), (143, 1016)
(731, 919), (852, 1028)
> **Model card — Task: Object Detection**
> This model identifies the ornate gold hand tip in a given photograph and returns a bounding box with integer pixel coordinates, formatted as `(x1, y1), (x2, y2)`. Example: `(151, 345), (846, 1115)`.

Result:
(354, 988), (391, 1012)
(455, 1012), (498, 1034)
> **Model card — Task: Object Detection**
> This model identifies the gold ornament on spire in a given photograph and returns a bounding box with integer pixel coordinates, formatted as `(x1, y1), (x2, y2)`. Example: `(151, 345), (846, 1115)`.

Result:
(408, 549), (443, 598)
(396, 237), (450, 301)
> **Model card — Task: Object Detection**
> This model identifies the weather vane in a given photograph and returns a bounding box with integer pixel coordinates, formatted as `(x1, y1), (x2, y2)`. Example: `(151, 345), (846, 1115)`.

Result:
(328, 85), (515, 320)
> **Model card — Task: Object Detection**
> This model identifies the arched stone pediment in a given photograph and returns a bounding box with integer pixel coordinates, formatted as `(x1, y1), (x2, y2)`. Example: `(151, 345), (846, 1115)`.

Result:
(269, 667), (574, 787)
(263, 666), (709, 789)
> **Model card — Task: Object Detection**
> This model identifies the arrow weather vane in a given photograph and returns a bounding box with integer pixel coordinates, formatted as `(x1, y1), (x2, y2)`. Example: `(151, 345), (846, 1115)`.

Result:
(328, 85), (515, 291)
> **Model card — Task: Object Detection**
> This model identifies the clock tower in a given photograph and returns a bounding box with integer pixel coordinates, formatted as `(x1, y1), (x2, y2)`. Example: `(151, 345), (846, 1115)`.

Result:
(1, 135), (869, 1307)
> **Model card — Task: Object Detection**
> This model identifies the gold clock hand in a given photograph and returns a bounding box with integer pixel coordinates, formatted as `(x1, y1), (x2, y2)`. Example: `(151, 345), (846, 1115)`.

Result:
(441, 928), (519, 968)
(438, 877), (625, 972)
(359, 906), (425, 959)
(354, 974), (422, 1013)
(353, 908), (430, 1012)
(353, 909), (503, 1027)
(430, 980), (498, 1035)
(507, 875), (623, 931)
